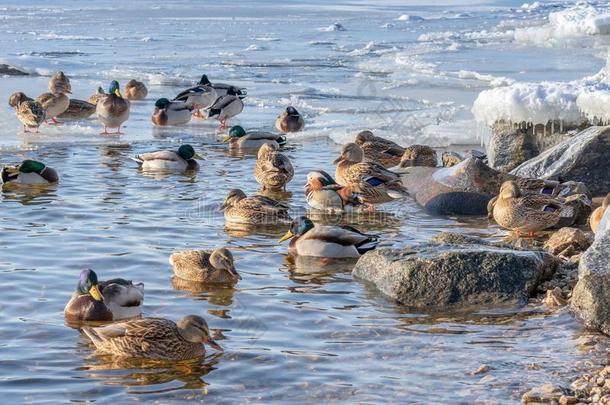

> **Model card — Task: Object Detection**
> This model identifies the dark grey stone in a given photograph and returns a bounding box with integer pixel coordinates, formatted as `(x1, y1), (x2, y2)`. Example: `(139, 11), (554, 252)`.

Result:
(487, 124), (540, 172)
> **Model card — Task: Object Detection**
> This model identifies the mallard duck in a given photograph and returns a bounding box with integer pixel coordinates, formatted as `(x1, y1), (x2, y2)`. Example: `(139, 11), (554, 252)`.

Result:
(133, 144), (202, 171)
(82, 315), (221, 360)
(1, 160), (58, 184)
(223, 125), (286, 150)
(58, 99), (96, 120)
(590, 193), (610, 234)
(305, 170), (363, 212)
(96, 80), (130, 134)
(333, 143), (407, 208)
(198, 74), (247, 99)
(151, 98), (193, 126)
(8, 92), (45, 132)
(278, 216), (379, 258)
(88, 86), (106, 105)
(208, 87), (244, 129)
(220, 188), (292, 225)
(354, 130), (405, 168)
(173, 76), (217, 118)
(275, 106), (304, 133)
(492, 181), (565, 236)
(170, 248), (241, 284)
(35, 71), (71, 125)
(391, 145), (437, 170)
(442, 151), (463, 168)
(487, 195), (498, 220)
(124, 79), (148, 101)
(64, 269), (144, 322)
(254, 142), (294, 191)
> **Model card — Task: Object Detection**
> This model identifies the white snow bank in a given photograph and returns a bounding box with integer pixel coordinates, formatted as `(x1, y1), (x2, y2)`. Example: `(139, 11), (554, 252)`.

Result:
(397, 14), (424, 22)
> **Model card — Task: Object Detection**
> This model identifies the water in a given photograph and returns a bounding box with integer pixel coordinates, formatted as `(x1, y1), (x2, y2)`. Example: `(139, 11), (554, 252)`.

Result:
(0, 1), (608, 403)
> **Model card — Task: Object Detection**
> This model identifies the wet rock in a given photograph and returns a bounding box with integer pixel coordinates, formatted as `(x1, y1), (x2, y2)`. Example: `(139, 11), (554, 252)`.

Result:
(512, 126), (610, 196)
(558, 395), (578, 405)
(522, 383), (566, 404)
(353, 233), (559, 308)
(0, 63), (29, 76)
(488, 123), (540, 172)
(544, 228), (593, 258)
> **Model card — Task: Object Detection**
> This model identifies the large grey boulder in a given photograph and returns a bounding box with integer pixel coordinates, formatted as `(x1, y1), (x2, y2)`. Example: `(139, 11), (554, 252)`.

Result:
(0, 64), (29, 76)
(571, 208), (610, 334)
(352, 233), (559, 308)
(487, 124), (539, 172)
(512, 126), (610, 196)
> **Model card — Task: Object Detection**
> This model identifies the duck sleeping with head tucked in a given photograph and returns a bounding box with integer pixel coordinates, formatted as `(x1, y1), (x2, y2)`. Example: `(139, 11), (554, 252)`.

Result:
(133, 144), (202, 171)
(1, 159), (58, 185)
(170, 248), (241, 284)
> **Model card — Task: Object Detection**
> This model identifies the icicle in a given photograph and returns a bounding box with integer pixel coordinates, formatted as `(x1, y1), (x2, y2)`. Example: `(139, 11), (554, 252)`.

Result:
(551, 120), (554, 134)
(560, 119), (563, 133)
(543, 123), (546, 137)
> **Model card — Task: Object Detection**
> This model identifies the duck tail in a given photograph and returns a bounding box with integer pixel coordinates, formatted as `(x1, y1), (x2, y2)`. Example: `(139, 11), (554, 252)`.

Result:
(130, 156), (144, 166)
(208, 108), (221, 118)
(387, 183), (408, 199)
(355, 235), (379, 255)
(277, 135), (287, 146)
(1, 167), (14, 184)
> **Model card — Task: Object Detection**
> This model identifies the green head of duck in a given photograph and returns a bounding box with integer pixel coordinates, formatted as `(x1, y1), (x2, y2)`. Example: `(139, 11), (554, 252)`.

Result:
(77, 269), (103, 301)
(19, 160), (46, 174)
(279, 216), (314, 242)
(155, 98), (171, 109)
(108, 80), (122, 98)
(177, 144), (202, 160)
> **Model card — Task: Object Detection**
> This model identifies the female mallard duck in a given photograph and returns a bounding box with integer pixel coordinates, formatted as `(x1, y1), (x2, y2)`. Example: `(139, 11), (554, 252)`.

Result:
(224, 125), (286, 150)
(590, 193), (610, 234)
(305, 170), (363, 212)
(275, 106), (304, 133)
(442, 151), (463, 168)
(96, 80), (130, 134)
(58, 99), (96, 120)
(354, 130), (405, 168)
(8, 92), (45, 133)
(151, 98), (193, 126)
(124, 79), (148, 101)
(208, 87), (244, 129)
(173, 76), (218, 118)
(88, 86), (106, 105)
(390, 145), (437, 171)
(133, 144), (202, 171)
(82, 315), (221, 360)
(492, 180), (565, 236)
(220, 188), (292, 225)
(35, 71), (71, 125)
(254, 142), (294, 191)
(170, 248), (241, 284)
(1, 160), (58, 184)
(197, 74), (247, 99)
(278, 216), (379, 258)
(64, 269), (144, 322)
(333, 143), (407, 208)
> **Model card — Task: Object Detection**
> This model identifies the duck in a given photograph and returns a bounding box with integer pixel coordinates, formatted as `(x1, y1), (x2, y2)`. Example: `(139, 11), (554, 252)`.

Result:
(354, 130), (405, 168)
(133, 144), (202, 171)
(151, 98), (193, 126)
(124, 79), (148, 100)
(64, 269), (144, 322)
(390, 145), (437, 170)
(88, 86), (106, 105)
(58, 99), (96, 120)
(305, 170), (363, 212)
(254, 142), (294, 191)
(8, 92), (45, 133)
(82, 315), (221, 360)
(220, 188), (292, 226)
(96, 80), (130, 134)
(173, 76), (218, 118)
(207, 87), (244, 129)
(492, 180), (565, 236)
(1, 159), (58, 184)
(170, 248), (241, 284)
(333, 143), (408, 208)
(35, 71), (71, 125)
(223, 125), (286, 150)
(442, 151), (463, 168)
(590, 193), (610, 234)
(197, 74), (247, 99)
(278, 216), (379, 258)
(275, 106), (304, 133)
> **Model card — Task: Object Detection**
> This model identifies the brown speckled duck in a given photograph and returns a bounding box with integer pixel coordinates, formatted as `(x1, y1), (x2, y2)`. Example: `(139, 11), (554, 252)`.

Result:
(220, 188), (292, 226)
(8, 92), (45, 132)
(254, 142), (294, 191)
(124, 79), (148, 100)
(88, 86), (106, 105)
(590, 193), (610, 234)
(35, 71), (71, 125)
(275, 106), (304, 133)
(58, 99), (96, 120)
(354, 130), (405, 168)
(392, 144), (437, 170)
(170, 248), (241, 284)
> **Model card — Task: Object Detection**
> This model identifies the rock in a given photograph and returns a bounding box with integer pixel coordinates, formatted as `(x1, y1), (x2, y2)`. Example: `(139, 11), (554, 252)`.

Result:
(543, 287), (567, 307)
(512, 126), (610, 196)
(544, 228), (593, 257)
(558, 395), (578, 405)
(0, 63), (29, 76)
(488, 123), (540, 172)
(353, 233), (559, 308)
(522, 383), (566, 404)
(469, 364), (490, 375)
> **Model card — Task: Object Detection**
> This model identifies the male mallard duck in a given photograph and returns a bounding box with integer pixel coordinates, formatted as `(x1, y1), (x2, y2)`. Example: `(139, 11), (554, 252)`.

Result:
(305, 170), (363, 212)
(133, 144), (202, 171)
(391, 145), (437, 170)
(82, 315), (221, 360)
(151, 98), (193, 126)
(208, 87), (244, 129)
(492, 180), (565, 236)
(64, 269), (144, 322)
(1, 160), (58, 184)
(220, 188), (292, 225)
(275, 106), (304, 133)
(333, 143), (407, 208)
(124, 79), (148, 100)
(35, 71), (71, 125)
(197, 74), (247, 99)
(223, 125), (286, 150)
(58, 99), (96, 120)
(254, 142), (294, 191)
(96, 80), (130, 134)
(173, 76), (218, 118)
(8, 92), (45, 132)
(590, 193), (610, 234)
(354, 130), (405, 168)
(278, 216), (378, 258)
(170, 248), (241, 284)
(88, 86), (106, 105)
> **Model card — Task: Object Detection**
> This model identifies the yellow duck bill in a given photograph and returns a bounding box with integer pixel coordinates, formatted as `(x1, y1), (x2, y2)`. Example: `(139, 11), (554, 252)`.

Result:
(89, 284), (103, 301)
(278, 230), (293, 243)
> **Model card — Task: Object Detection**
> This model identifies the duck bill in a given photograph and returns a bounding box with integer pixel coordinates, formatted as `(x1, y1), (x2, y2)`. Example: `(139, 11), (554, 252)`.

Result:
(204, 336), (223, 351)
(222, 135), (232, 142)
(114, 89), (122, 98)
(5, 166), (20, 175)
(89, 284), (103, 301)
(193, 153), (203, 160)
(229, 267), (242, 280)
(278, 230), (294, 243)
(304, 182), (312, 195)
(332, 155), (345, 165)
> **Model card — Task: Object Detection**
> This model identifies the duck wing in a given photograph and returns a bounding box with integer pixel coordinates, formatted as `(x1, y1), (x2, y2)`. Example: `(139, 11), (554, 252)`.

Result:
(134, 150), (180, 162)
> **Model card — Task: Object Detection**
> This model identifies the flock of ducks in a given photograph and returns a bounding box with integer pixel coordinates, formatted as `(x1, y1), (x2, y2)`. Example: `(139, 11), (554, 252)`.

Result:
(6, 71), (610, 361)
